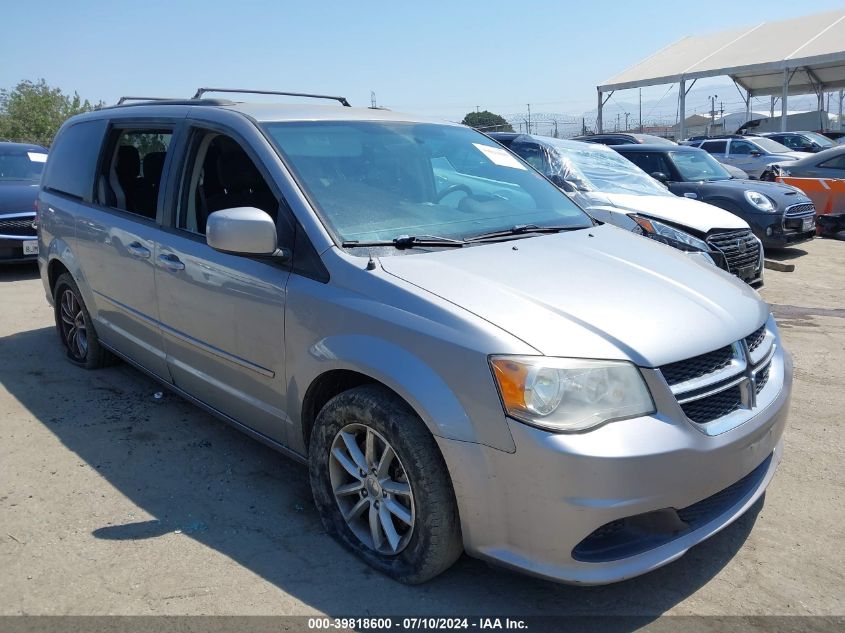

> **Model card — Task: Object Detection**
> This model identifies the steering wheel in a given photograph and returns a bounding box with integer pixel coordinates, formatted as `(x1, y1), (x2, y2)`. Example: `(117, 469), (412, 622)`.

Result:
(436, 184), (472, 203)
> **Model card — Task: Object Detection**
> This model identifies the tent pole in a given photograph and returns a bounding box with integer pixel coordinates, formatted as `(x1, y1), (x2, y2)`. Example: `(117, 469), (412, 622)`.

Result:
(781, 68), (789, 132)
(839, 90), (843, 131)
(679, 79), (686, 140)
(597, 90), (603, 134)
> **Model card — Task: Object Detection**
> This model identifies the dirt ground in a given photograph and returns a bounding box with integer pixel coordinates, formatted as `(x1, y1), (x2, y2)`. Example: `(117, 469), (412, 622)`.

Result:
(0, 239), (843, 619)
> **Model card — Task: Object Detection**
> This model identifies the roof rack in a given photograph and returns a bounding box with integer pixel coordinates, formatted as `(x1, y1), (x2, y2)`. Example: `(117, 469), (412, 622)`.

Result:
(116, 96), (179, 105)
(192, 87), (351, 107)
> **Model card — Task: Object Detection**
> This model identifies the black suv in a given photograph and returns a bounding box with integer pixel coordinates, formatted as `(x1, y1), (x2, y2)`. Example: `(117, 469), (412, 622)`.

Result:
(613, 144), (817, 249)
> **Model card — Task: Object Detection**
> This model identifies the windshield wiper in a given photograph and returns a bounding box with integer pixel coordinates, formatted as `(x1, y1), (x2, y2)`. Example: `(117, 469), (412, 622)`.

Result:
(342, 234), (466, 249)
(463, 224), (586, 243)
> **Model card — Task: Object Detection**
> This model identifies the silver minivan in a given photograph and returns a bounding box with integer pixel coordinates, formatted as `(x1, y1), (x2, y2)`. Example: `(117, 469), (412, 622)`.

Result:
(38, 92), (792, 585)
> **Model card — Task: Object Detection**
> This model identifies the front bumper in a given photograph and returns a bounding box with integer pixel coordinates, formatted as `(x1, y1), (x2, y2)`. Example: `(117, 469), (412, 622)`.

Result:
(439, 347), (792, 585)
(745, 211), (815, 248)
(0, 235), (38, 263)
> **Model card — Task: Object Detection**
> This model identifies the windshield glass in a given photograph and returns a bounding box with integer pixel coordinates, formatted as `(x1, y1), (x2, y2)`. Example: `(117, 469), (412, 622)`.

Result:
(803, 132), (835, 148)
(264, 122), (592, 244)
(0, 147), (47, 182)
(523, 137), (673, 197)
(670, 150), (731, 181)
(752, 137), (791, 153)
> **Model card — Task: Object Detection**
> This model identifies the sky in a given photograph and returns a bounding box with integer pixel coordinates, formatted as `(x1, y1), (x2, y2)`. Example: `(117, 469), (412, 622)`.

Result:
(3, 0), (845, 124)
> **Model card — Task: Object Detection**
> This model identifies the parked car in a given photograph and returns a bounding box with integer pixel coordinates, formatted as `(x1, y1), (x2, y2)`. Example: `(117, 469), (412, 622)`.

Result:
(613, 144), (817, 249)
(688, 135), (811, 179)
(0, 141), (47, 263)
(760, 131), (837, 153)
(572, 132), (676, 146)
(761, 144), (845, 180)
(491, 133), (764, 285)
(39, 92), (791, 585)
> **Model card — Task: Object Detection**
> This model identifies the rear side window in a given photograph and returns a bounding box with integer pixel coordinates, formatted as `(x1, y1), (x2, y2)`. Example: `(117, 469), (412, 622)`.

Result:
(97, 128), (173, 219)
(701, 141), (727, 154)
(42, 119), (108, 200)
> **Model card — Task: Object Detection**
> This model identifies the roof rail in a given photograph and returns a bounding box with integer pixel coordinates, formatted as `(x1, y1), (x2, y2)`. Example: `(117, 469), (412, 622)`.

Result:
(192, 87), (351, 107)
(116, 96), (179, 105)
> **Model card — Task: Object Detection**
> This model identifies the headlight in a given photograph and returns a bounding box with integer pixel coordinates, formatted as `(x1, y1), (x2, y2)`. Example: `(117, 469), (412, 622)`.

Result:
(744, 190), (775, 212)
(629, 215), (711, 253)
(490, 356), (655, 432)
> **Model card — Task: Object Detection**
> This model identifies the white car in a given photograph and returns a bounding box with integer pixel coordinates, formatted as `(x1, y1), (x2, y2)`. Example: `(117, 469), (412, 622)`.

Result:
(495, 134), (765, 286)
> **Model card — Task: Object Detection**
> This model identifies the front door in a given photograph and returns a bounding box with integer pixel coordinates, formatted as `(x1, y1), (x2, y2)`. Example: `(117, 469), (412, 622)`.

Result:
(77, 125), (175, 379)
(154, 128), (291, 443)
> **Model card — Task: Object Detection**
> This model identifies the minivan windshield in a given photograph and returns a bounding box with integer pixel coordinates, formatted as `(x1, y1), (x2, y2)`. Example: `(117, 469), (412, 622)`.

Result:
(0, 147), (47, 182)
(264, 122), (592, 245)
(527, 137), (673, 197)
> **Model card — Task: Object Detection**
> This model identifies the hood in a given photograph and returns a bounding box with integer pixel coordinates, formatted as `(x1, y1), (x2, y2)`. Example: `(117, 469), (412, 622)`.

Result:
(380, 224), (767, 367)
(0, 182), (39, 214)
(599, 192), (748, 232)
(696, 178), (811, 209)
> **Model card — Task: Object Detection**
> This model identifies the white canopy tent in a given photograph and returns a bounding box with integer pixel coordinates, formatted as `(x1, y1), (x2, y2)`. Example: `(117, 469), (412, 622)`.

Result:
(597, 10), (845, 137)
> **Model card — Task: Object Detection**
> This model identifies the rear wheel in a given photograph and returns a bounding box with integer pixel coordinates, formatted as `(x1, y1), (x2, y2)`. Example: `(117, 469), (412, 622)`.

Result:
(309, 384), (463, 584)
(53, 273), (115, 369)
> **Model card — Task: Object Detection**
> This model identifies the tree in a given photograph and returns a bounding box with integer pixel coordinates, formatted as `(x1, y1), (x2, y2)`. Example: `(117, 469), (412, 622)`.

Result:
(0, 79), (103, 146)
(461, 110), (513, 132)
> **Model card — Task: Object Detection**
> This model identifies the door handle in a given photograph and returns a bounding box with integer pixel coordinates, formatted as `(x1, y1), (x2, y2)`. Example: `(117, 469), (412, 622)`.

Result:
(127, 242), (151, 258)
(158, 253), (185, 272)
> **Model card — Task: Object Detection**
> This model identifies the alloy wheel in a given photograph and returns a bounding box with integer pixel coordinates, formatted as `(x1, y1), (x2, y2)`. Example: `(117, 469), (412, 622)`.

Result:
(328, 423), (416, 555)
(59, 288), (88, 361)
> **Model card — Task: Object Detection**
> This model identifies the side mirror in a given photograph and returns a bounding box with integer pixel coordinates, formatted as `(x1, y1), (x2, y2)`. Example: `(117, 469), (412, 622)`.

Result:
(650, 171), (669, 184)
(206, 207), (279, 256)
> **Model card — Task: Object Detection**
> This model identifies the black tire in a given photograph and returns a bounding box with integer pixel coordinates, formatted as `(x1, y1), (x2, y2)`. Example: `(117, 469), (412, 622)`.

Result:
(309, 384), (463, 584)
(53, 272), (116, 369)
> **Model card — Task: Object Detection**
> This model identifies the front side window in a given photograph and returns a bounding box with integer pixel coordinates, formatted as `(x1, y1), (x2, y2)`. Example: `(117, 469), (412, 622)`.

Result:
(669, 150), (732, 181)
(98, 129), (172, 218)
(818, 154), (845, 170)
(730, 140), (756, 155)
(263, 122), (591, 245)
(178, 132), (279, 235)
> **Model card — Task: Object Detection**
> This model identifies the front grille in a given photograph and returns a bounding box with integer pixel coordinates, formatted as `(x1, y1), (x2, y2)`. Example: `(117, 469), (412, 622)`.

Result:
(681, 385), (744, 424)
(755, 363), (770, 394)
(707, 229), (761, 277)
(745, 324), (766, 353)
(785, 202), (815, 217)
(0, 215), (36, 237)
(660, 346), (733, 386)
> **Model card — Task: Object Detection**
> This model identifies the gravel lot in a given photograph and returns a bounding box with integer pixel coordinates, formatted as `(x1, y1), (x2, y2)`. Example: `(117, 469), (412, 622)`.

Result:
(0, 239), (843, 619)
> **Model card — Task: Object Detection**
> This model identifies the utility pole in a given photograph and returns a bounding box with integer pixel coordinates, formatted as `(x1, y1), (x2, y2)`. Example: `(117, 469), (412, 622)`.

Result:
(624, 112), (630, 131)
(616, 113), (620, 131)
(370, 91), (377, 108)
(639, 88), (642, 133)
(476, 105), (480, 113)
(527, 104), (531, 134)
(710, 95), (718, 124)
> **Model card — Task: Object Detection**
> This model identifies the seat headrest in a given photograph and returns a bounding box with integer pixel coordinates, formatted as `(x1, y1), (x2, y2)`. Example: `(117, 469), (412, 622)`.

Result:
(116, 145), (140, 180)
(143, 151), (166, 183)
(217, 149), (263, 193)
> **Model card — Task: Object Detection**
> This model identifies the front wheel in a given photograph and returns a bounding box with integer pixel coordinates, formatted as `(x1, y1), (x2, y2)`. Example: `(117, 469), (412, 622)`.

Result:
(309, 385), (463, 584)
